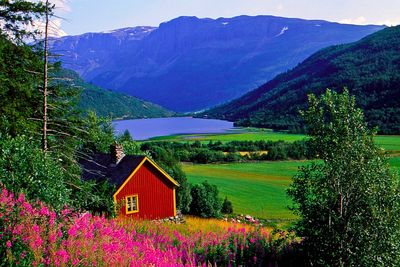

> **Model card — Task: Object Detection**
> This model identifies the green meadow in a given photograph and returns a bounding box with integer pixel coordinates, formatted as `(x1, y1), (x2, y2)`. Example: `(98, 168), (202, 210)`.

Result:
(149, 129), (400, 152)
(184, 156), (400, 221)
(180, 132), (399, 219)
(390, 157), (400, 173)
(149, 128), (307, 143)
(182, 161), (303, 220)
(162, 130), (399, 220)
(375, 135), (400, 154)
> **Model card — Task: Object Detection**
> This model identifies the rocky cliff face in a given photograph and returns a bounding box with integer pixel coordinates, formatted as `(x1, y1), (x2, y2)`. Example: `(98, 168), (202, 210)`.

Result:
(50, 15), (384, 112)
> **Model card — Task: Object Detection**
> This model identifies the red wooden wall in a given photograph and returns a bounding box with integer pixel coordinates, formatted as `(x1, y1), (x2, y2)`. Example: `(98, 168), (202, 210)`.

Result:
(115, 161), (175, 219)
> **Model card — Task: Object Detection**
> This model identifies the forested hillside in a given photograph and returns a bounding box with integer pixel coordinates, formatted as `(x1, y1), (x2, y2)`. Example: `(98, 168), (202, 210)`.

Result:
(202, 26), (400, 134)
(56, 69), (175, 119)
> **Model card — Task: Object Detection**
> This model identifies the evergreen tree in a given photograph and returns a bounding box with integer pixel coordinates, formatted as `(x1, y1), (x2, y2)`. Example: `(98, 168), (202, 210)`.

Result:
(81, 111), (115, 153)
(0, 35), (43, 136)
(288, 89), (400, 266)
(117, 129), (133, 142)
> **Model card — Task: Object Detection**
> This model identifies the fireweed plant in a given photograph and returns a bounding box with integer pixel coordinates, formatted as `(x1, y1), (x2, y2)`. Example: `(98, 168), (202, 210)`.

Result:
(0, 187), (299, 266)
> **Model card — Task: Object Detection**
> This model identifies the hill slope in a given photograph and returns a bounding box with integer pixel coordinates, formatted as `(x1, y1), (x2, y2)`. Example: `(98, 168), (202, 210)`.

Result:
(58, 69), (175, 119)
(49, 16), (384, 112)
(202, 26), (400, 134)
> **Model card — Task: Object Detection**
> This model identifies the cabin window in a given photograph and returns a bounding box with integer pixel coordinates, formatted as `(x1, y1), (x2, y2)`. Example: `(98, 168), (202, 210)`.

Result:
(125, 195), (139, 214)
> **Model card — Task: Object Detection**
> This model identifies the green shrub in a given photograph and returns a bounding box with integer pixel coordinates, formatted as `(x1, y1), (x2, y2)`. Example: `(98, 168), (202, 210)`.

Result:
(221, 196), (233, 214)
(0, 135), (71, 210)
(189, 181), (222, 218)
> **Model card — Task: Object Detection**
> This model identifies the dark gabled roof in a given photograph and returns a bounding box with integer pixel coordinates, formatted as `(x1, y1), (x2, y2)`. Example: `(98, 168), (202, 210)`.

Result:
(79, 154), (179, 190)
(79, 154), (146, 189)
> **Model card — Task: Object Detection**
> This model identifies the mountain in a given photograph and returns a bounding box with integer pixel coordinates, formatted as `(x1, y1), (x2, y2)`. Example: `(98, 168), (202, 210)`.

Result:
(201, 26), (400, 134)
(49, 16), (384, 112)
(57, 69), (175, 119)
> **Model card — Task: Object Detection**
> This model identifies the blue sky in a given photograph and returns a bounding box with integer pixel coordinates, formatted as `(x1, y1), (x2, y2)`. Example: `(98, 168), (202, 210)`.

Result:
(55, 0), (400, 36)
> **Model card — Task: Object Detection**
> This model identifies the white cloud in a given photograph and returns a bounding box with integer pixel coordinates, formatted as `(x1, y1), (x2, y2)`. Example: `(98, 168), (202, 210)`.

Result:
(340, 16), (367, 25)
(32, 0), (70, 37)
(375, 19), (400, 26)
(52, 0), (71, 12)
(33, 18), (67, 37)
(276, 4), (284, 11)
(340, 16), (400, 26)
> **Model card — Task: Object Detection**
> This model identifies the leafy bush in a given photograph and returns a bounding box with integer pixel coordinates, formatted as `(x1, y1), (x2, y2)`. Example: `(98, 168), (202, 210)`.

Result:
(0, 135), (116, 214)
(221, 196), (233, 214)
(265, 143), (288, 160)
(189, 181), (222, 218)
(0, 135), (71, 211)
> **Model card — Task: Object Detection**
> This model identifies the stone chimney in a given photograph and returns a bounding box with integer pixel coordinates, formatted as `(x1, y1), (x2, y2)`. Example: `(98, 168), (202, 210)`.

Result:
(110, 143), (125, 164)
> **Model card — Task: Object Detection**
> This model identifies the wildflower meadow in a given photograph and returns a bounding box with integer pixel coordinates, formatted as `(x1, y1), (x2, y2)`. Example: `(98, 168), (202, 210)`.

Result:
(0, 187), (301, 266)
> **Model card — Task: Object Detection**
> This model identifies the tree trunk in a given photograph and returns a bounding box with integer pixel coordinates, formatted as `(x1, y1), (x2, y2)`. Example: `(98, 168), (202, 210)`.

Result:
(42, 0), (49, 152)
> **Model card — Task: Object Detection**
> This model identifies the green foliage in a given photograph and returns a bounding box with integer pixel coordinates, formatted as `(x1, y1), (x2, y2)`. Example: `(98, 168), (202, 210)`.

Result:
(81, 111), (115, 153)
(189, 181), (222, 218)
(0, 35), (42, 136)
(0, 35), (117, 214)
(203, 26), (400, 134)
(117, 129), (133, 142)
(141, 139), (311, 164)
(288, 89), (400, 266)
(0, 134), (116, 214)
(168, 165), (192, 214)
(265, 143), (288, 161)
(221, 196), (233, 214)
(54, 69), (175, 119)
(120, 140), (140, 155)
(0, 135), (71, 210)
(76, 180), (116, 216)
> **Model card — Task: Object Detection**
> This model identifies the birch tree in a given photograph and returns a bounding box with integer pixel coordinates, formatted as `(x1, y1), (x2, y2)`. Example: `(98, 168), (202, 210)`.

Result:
(288, 89), (400, 266)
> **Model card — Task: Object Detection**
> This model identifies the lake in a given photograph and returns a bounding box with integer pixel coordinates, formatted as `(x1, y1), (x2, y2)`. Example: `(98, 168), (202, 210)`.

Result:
(113, 117), (234, 140)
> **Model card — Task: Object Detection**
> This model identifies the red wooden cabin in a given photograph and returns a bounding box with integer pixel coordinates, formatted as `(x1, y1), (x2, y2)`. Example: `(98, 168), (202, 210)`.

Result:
(80, 144), (179, 219)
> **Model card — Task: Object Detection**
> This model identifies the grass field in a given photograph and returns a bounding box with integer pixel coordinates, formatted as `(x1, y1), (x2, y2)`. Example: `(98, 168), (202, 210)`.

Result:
(375, 135), (400, 155)
(390, 157), (400, 173)
(183, 156), (400, 221)
(149, 128), (307, 143)
(182, 161), (303, 220)
(162, 129), (399, 220)
(149, 129), (400, 152)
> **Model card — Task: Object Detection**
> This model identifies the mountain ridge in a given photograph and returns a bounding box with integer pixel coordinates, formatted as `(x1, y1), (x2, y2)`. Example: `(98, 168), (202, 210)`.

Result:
(49, 15), (385, 112)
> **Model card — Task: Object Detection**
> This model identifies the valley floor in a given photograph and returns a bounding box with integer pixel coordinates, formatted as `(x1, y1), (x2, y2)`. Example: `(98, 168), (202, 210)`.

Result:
(183, 161), (300, 220)
(174, 130), (400, 221)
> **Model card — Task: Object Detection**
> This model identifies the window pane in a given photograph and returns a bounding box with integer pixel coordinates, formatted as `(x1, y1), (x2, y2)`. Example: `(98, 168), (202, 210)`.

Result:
(127, 197), (132, 211)
(132, 196), (137, 211)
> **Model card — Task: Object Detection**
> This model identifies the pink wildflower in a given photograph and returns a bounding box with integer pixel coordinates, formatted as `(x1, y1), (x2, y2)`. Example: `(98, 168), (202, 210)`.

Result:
(68, 227), (77, 237)
(39, 206), (50, 216)
(55, 249), (69, 264)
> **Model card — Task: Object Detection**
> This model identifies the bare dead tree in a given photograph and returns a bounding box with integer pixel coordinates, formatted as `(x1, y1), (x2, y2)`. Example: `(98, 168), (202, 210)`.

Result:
(42, 0), (50, 152)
